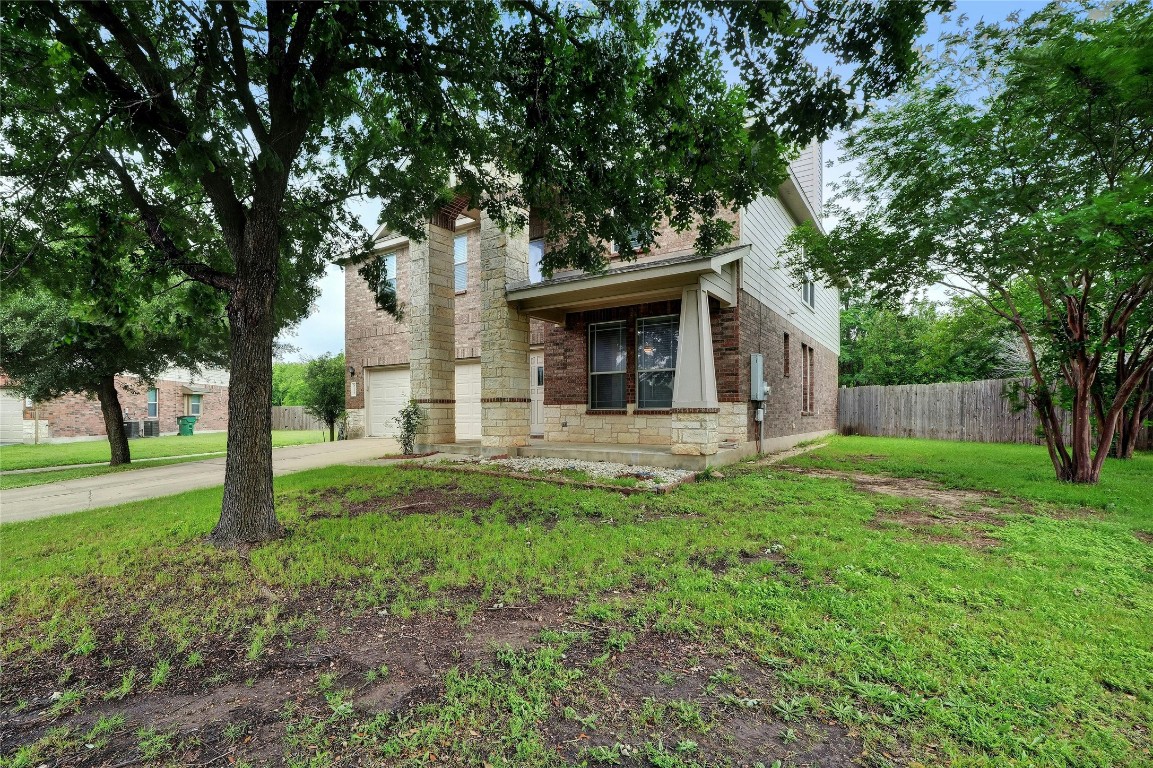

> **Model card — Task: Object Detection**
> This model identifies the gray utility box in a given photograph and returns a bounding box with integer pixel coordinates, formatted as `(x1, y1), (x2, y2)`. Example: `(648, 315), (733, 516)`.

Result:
(750, 354), (769, 401)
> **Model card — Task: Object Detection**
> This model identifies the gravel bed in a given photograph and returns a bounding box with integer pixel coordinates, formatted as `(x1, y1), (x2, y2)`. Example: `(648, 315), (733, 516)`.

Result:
(428, 455), (695, 489)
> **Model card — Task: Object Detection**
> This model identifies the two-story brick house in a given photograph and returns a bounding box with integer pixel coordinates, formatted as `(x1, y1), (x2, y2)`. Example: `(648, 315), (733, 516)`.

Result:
(344, 144), (837, 468)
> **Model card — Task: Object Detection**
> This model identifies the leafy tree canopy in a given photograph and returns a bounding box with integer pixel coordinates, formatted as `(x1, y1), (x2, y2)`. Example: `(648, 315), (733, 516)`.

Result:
(840, 295), (1021, 388)
(302, 353), (346, 442)
(787, 1), (1153, 482)
(272, 362), (309, 407)
(0, 0), (945, 542)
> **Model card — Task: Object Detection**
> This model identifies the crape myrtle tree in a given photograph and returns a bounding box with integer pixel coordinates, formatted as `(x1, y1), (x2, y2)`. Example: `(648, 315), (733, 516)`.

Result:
(302, 352), (347, 443)
(788, 3), (1153, 483)
(1, 1), (945, 545)
(0, 208), (229, 466)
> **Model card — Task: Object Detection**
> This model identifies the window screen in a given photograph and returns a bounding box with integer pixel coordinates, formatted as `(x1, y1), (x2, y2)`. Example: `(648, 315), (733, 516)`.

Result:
(637, 316), (679, 409)
(189, 394), (202, 417)
(147, 388), (158, 418)
(589, 322), (626, 410)
(454, 234), (468, 291)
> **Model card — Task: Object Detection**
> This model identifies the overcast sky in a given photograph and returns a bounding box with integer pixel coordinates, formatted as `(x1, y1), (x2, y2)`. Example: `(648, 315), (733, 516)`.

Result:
(277, 0), (1049, 361)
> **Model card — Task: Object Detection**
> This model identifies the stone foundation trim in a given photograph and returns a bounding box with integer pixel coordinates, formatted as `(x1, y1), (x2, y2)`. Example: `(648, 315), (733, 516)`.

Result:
(632, 409), (672, 416)
(414, 398), (456, 404)
(481, 397), (531, 403)
(586, 409), (628, 415)
(670, 407), (721, 414)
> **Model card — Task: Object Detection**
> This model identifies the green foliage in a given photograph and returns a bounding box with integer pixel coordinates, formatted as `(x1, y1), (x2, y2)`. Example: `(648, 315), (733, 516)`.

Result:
(395, 400), (426, 455)
(787, 3), (1153, 482)
(301, 353), (346, 440)
(272, 363), (309, 407)
(840, 296), (1020, 387)
(0, 1), (943, 538)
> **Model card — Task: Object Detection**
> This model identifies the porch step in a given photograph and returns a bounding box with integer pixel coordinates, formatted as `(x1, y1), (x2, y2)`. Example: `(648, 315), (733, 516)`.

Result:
(517, 442), (711, 471)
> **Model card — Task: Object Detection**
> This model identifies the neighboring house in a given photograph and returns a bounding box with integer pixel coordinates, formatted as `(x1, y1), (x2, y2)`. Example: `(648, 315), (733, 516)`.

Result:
(0, 367), (229, 444)
(344, 144), (837, 468)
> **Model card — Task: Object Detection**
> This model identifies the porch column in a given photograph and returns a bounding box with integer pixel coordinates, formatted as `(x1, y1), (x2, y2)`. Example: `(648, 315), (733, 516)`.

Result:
(671, 285), (720, 455)
(409, 218), (456, 445)
(479, 209), (532, 449)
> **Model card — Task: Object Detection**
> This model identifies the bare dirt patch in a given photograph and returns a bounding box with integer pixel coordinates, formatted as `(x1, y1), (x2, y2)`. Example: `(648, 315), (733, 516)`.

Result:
(2, 585), (869, 766)
(1, 591), (575, 765)
(1134, 530), (1153, 546)
(782, 466), (1013, 548)
(545, 632), (865, 766)
(298, 483), (497, 520)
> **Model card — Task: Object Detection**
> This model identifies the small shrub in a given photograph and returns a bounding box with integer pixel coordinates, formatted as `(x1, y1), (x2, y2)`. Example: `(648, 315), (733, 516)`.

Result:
(395, 399), (426, 454)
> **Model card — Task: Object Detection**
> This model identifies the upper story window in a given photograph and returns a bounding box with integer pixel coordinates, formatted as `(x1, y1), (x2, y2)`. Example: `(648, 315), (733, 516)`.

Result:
(454, 234), (468, 292)
(147, 388), (158, 418)
(801, 277), (816, 309)
(637, 316), (679, 409)
(589, 321), (627, 410)
(529, 238), (545, 283)
(614, 227), (645, 257)
(381, 253), (397, 293)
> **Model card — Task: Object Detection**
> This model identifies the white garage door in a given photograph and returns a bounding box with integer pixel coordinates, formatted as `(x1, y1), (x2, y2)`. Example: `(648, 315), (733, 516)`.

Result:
(0, 388), (24, 444)
(366, 367), (410, 438)
(455, 362), (481, 441)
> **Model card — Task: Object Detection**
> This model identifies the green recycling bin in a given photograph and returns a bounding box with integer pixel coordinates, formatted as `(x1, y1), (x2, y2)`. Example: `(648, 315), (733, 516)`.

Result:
(177, 415), (198, 436)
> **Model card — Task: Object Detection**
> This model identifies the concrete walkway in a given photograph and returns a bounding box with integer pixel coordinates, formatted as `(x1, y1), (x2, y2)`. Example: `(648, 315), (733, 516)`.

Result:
(0, 439), (400, 524)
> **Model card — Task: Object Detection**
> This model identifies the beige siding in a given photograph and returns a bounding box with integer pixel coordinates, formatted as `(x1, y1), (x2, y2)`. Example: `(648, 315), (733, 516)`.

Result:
(738, 193), (839, 355)
(788, 141), (823, 214)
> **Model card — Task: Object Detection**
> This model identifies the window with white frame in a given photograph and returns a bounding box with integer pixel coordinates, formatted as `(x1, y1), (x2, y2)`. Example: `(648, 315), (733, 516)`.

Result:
(454, 234), (468, 292)
(529, 238), (545, 283)
(147, 388), (158, 418)
(187, 394), (202, 417)
(637, 316), (679, 409)
(381, 252), (397, 293)
(589, 321), (627, 410)
(801, 277), (816, 309)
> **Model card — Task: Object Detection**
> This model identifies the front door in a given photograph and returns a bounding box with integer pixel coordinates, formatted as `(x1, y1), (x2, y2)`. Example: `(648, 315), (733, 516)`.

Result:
(529, 352), (544, 437)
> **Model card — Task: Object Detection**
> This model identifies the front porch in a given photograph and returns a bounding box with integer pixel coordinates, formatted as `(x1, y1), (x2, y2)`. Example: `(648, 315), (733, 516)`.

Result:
(427, 438), (755, 471)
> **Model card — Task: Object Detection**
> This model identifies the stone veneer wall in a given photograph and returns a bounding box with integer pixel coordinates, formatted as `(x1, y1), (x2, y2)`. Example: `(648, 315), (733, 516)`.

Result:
(344, 225), (549, 413)
(541, 402), (747, 446)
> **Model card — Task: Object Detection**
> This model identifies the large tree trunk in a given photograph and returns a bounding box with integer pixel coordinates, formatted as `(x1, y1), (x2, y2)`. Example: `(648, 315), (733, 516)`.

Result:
(211, 260), (282, 546)
(328, 420), (335, 443)
(95, 374), (131, 466)
(1068, 372), (1097, 483)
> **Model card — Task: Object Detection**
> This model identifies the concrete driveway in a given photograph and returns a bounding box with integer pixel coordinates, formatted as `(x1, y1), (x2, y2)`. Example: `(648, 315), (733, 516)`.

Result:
(0, 438), (400, 524)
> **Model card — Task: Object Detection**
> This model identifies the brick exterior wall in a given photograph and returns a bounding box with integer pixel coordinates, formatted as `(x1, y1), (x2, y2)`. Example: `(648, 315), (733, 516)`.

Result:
(344, 225), (549, 411)
(737, 289), (837, 441)
(539, 289), (837, 446)
(26, 376), (228, 438)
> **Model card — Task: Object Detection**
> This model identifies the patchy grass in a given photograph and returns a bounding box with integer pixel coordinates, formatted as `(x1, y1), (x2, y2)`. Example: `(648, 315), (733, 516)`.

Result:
(1, 438), (1151, 767)
(789, 436), (1153, 523)
(0, 430), (326, 472)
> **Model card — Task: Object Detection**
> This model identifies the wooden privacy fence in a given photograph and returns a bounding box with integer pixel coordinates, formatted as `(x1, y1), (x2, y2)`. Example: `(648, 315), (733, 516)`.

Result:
(271, 406), (327, 431)
(838, 378), (1074, 445)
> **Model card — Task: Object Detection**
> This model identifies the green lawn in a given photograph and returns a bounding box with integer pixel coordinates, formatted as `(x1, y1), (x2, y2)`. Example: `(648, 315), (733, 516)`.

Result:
(2, 437), (1150, 767)
(0, 430), (327, 472)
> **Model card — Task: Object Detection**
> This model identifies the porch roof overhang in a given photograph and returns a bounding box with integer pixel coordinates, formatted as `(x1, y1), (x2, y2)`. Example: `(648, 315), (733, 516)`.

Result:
(506, 244), (749, 323)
